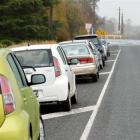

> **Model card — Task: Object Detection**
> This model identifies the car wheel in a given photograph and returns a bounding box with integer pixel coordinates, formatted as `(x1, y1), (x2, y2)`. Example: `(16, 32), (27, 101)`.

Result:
(100, 64), (103, 69)
(97, 72), (100, 79)
(100, 60), (103, 69)
(107, 52), (110, 57)
(103, 60), (105, 67)
(92, 72), (99, 82)
(38, 117), (45, 140)
(63, 89), (72, 111)
(71, 87), (78, 104)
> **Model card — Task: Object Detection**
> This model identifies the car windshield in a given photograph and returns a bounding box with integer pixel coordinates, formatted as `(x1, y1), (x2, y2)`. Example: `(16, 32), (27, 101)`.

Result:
(62, 44), (89, 56)
(91, 38), (101, 46)
(14, 49), (53, 68)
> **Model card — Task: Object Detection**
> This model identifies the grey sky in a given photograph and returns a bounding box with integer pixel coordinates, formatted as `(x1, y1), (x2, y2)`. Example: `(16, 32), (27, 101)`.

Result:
(98, 0), (140, 25)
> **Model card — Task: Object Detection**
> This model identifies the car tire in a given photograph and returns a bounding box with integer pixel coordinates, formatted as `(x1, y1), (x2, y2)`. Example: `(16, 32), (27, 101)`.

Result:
(92, 72), (99, 82)
(71, 87), (78, 104)
(107, 52), (110, 57)
(38, 117), (45, 140)
(63, 89), (72, 111)
(100, 60), (103, 69)
(100, 64), (103, 69)
(103, 60), (105, 67)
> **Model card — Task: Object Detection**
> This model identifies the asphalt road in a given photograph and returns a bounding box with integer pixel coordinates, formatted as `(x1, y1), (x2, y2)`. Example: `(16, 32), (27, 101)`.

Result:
(41, 43), (140, 140)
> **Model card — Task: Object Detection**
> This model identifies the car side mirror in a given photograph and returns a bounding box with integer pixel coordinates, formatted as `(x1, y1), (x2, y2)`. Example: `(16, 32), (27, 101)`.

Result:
(68, 58), (79, 65)
(29, 74), (46, 86)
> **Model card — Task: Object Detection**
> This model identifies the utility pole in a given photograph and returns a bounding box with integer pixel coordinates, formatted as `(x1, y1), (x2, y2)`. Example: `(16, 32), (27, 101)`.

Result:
(121, 12), (124, 35)
(118, 7), (121, 33)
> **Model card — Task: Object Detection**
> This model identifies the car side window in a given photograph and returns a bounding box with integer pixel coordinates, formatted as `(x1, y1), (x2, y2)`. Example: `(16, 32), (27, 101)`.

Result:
(59, 47), (68, 64)
(12, 53), (28, 86)
(88, 43), (94, 51)
(7, 54), (24, 88)
(57, 46), (67, 64)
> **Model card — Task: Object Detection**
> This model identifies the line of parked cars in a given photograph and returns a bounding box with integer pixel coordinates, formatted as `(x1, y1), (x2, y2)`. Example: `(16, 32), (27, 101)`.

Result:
(0, 34), (110, 140)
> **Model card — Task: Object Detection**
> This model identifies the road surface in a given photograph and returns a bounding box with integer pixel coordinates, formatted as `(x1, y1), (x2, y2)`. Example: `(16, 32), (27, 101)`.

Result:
(41, 41), (140, 140)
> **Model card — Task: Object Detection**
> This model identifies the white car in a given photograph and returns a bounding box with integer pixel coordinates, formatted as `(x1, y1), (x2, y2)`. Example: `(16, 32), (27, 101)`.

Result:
(12, 44), (78, 111)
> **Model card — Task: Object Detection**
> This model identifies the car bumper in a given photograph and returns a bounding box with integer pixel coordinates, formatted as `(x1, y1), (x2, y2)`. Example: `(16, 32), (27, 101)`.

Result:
(71, 64), (97, 76)
(32, 75), (69, 103)
(0, 111), (29, 140)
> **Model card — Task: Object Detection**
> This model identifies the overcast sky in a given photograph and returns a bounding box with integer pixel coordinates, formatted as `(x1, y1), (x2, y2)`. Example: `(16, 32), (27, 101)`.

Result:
(98, 0), (140, 26)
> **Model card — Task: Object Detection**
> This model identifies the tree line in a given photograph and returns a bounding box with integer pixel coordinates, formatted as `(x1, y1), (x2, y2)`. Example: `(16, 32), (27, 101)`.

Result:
(0, 0), (100, 47)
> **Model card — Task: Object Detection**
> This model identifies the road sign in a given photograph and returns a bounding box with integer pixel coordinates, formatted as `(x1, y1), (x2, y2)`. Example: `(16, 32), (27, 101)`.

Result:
(85, 23), (92, 34)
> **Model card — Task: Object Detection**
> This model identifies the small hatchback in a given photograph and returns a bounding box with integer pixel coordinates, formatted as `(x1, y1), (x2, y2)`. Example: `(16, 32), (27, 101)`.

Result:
(60, 40), (99, 81)
(0, 49), (46, 140)
(12, 44), (77, 111)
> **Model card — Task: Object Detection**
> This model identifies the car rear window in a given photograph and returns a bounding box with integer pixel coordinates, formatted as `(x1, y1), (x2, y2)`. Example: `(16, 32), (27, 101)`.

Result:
(62, 44), (89, 56)
(14, 49), (53, 67)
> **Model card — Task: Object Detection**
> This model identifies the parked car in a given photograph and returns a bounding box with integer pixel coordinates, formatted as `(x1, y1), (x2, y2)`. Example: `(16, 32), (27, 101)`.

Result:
(0, 49), (46, 140)
(60, 40), (99, 82)
(101, 39), (111, 57)
(101, 42), (108, 60)
(74, 34), (106, 66)
(88, 40), (104, 69)
(12, 44), (77, 111)
(61, 39), (101, 70)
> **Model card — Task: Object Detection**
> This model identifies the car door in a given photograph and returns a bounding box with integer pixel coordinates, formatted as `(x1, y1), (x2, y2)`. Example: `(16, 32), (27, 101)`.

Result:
(57, 46), (75, 95)
(7, 53), (39, 137)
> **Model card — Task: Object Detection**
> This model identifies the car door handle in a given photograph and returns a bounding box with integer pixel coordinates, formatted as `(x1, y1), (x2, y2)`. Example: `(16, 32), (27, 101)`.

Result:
(23, 97), (27, 102)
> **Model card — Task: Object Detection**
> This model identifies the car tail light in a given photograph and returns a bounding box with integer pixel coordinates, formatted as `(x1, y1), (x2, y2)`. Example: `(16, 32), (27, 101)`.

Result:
(53, 57), (61, 77)
(79, 57), (96, 63)
(0, 75), (15, 115)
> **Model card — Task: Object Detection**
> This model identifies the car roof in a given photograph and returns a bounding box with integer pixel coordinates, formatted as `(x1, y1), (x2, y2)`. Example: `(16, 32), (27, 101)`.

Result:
(11, 44), (59, 51)
(59, 40), (89, 45)
(74, 34), (98, 39)
(0, 48), (10, 57)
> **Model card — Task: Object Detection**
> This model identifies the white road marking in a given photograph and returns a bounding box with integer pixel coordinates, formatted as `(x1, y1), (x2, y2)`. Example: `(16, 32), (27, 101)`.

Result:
(110, 51), (118, 53)
(106, 60), (115, 62)
(80, 49), (121, 140)
(42, 105), (95, 120)
(99, 72), (110, 75)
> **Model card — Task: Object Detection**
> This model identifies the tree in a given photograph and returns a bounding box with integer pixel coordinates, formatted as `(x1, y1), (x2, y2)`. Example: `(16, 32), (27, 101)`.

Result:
(65, 0), (84, 38)
(0, 0), (48, 42)
(42, 0), (60, 39)
(53, 0), (85, 41)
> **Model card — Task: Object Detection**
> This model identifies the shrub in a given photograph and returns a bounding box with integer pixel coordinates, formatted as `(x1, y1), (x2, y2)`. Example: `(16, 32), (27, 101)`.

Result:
(0, 40), (13, 47)
(0, 44), (3, 48)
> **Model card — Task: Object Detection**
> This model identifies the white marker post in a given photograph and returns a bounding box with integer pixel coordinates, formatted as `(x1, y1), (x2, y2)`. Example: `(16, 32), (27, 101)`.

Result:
(85, 23), (92, 34)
